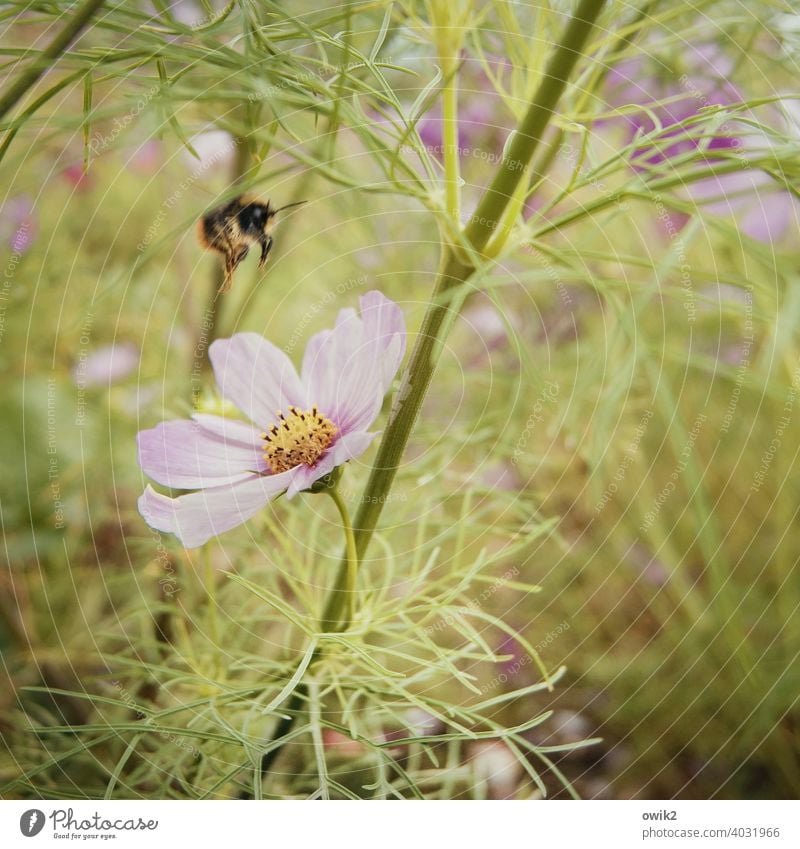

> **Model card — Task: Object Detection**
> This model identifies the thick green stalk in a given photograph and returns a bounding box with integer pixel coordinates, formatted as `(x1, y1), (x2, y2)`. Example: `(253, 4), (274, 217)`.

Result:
(0, 0), (106, 124)
(320, 0), (608, 630)
(441, 62), (461, 220)
(259, 0), (608, 778)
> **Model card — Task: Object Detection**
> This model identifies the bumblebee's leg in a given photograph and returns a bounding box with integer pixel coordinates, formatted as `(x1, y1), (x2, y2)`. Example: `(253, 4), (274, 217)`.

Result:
(258, 234), (273, 268)
(219, 250), (236, 293)
(231, 244), (249, 272)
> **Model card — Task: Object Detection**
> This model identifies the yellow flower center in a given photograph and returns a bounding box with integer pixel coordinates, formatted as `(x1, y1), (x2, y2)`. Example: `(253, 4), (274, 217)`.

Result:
(262, 406), (337, 474)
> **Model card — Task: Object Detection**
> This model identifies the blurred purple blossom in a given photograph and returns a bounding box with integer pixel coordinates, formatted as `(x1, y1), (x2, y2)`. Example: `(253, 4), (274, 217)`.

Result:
(128, 139), (162, 174)
(73, 342), (140, 388)
(605, 46), (799, 243)
(417, 95), (499, 157)
(461, 297), (509, 353)
(183, 129), (237, 174)
(605, 46), (742, 168)
(61, 163), (93, 193)
(496, 633), (526, 676)
(2, 195), (37, 253)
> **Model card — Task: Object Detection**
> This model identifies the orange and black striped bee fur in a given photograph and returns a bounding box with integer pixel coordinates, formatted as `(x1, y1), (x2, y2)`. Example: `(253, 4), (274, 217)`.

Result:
(197, 195), (306, 292)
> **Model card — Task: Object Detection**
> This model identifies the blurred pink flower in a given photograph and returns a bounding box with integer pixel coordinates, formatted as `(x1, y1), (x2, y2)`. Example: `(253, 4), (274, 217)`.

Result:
(469, 742), (521, 799)
(2, 195), (36, 253)
(461, 298), (508, 352)
(73, 342), (140, 388)
(128, 140), (162, 174)
(418, 96), (499, 157)
(605, 46), (741, 168)
(61, 163), (93, 193)
(605, 46), (799, 243)
(183, 130), (237, 174)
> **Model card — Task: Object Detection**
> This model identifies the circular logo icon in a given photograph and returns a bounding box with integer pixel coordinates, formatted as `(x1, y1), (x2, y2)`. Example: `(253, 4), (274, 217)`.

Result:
(19, 810), (45, 837)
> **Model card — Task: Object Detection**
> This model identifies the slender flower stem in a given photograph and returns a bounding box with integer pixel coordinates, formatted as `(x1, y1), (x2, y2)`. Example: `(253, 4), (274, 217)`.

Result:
(0, 0), (106, 124)
(321, 0), (608, 630)
(326, 487), (359, 626)
(255, 480), (358, 788)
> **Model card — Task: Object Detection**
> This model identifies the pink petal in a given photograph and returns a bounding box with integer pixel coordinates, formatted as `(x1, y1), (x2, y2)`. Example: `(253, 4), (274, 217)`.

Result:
(138, 472), (292, 548)
(329, 293), (405, 432)
(358, 290), (407, 393)
(301, 308), (375, 428)
(301, 309), (361, 400)
(301, 292), (406, 435)
(285, 456), (339, 499)
(191, 413), (267, 446)
(331, 429), (378, 465)
(137, 417), (266, 488)
(209, 333), (306, 429)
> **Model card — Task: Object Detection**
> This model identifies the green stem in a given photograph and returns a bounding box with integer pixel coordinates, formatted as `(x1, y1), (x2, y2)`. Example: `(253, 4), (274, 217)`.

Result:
(441, 59), (461, 220)
(255, 480), (358, 787)
(320, 0), (608, 631)
(0, 0), (106, 124)
(256, 0), (608, 781)
(326, 487), (359, 628)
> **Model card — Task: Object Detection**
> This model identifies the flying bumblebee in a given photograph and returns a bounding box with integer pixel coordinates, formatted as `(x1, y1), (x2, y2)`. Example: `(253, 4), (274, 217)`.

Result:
(197, 195), (306, 292)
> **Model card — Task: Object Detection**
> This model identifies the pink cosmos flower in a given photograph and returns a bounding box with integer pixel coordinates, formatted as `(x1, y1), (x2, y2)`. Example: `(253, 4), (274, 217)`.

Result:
(137, 291), (406, 548)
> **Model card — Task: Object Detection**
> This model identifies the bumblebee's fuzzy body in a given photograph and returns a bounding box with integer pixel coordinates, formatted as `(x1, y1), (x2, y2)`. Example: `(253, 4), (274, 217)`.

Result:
(197, 195), (277, 292)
